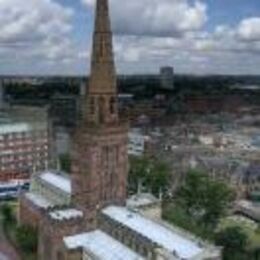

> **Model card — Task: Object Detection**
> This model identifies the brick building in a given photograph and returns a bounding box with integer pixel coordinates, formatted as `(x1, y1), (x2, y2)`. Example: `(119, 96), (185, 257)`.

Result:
(19, 1), (221, 259)
(184, 94), (244, 114)
(0, 106), (50, 181)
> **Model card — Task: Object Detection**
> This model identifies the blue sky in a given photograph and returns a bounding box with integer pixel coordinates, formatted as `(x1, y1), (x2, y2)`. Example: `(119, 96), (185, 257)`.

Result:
(0, 0), (260, 75)
(206, 0), (260, 27)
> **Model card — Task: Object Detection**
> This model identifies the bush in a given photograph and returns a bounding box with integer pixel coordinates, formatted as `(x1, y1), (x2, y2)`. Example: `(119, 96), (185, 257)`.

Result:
(0, 204), (14, 225)
(129, 156), (171, 196)
(215, 226), (249, 260)
(15, 225), (38, 253)
(163, 203), (213, 240)
(176, 169), (234, 227)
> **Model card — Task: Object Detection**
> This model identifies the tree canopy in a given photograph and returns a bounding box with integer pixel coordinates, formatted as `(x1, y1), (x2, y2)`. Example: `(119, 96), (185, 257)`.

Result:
(215, 226), (249, 260)
(176, 169), (234, 227)
(0, 204), (14, 225)
(129, 156), (171, 196)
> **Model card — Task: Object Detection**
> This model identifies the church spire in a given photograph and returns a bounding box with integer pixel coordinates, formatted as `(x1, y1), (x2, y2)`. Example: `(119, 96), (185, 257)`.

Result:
(86, 0), (118, 124)
(71, 0), (128, 216)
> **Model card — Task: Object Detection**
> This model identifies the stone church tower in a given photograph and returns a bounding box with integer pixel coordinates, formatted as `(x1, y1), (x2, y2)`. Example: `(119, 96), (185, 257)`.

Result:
(71, 0), (128, 227)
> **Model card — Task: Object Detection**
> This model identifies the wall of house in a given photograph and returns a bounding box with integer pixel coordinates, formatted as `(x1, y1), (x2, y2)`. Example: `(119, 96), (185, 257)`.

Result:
(38, 215), (86, 260)
(99, 214), (156, 259)
(18, 194), (43, 228)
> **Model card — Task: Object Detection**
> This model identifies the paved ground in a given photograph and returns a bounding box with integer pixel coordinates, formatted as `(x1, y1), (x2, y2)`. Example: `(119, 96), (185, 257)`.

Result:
(0, 252), (8, 260)
(0, 216), (20, 260)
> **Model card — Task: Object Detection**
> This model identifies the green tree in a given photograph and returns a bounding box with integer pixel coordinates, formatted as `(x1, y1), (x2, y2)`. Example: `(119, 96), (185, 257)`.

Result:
(162, 203), (213, 240)
(129, 156), (170, 196)
(128, 156), (151, 193)
(147, 159), (171, 196)
(0, 204), (14, 225)
(215, 226), (248, 260)
(177, 170), (234, 227)
(16, 225), (38, 253)
(252, 248), (260, 260)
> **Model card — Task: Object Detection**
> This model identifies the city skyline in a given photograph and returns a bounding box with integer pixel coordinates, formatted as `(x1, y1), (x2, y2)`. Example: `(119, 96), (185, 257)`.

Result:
(0, 0), (260, 75)
(0, 1), (259, 259)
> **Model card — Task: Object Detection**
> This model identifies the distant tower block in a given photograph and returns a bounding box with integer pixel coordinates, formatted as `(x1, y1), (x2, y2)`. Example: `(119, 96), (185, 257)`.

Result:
(160, 66), (174, 90)
(79, 80), (87, 120)
(0, 80), (4, 109)
(80, 80), (86, 97)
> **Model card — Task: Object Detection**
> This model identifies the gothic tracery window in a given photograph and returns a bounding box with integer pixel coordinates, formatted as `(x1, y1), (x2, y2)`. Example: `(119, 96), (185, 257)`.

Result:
(99, 96), (105, 123)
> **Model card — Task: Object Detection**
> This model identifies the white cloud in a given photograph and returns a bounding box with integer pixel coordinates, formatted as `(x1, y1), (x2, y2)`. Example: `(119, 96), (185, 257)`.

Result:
(237, 17), (260, 41)
(192, 18), (260, 54)
(82, 0), (207, 37)
(82, 0), (94, 5)
(108, 17), (260, 75)
(79, 0), (260, 74)
(0, 0), (75, 64)
(0, 0), (259, 75)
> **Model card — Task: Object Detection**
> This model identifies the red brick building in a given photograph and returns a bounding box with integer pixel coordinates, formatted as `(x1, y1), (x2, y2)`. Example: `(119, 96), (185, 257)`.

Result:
(184, 94), (244, 114)
(0, 107), (50, 181)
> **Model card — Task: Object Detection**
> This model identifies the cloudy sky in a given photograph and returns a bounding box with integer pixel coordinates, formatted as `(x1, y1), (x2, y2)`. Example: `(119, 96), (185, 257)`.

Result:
(0, 0), (260, 75)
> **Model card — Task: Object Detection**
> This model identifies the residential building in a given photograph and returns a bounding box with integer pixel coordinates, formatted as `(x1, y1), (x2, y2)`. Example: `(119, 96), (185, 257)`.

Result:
(128, 129), (149, 156)
(0, 106), (50, 181)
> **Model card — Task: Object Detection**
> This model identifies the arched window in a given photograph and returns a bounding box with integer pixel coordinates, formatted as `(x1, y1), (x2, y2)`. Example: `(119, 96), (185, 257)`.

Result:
(99, 42), (104, 57)
(99, 96), (105, 123)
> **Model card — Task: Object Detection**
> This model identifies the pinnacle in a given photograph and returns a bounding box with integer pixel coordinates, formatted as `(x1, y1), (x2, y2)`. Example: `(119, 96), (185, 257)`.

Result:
(88, 0), (116, 95)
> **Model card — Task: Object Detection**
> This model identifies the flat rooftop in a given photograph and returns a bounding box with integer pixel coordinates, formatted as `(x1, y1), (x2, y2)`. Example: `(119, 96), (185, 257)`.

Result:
(64, 230), (144, 260)
(25, 192), (54, 209)
(236, 200), (260, 222)
(0, 122), (32, 135)
(127, 193), (159, 208)
(40, 171), (71, 194)
(49, 208), (83, 221)
(102, 206), (204, 259)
